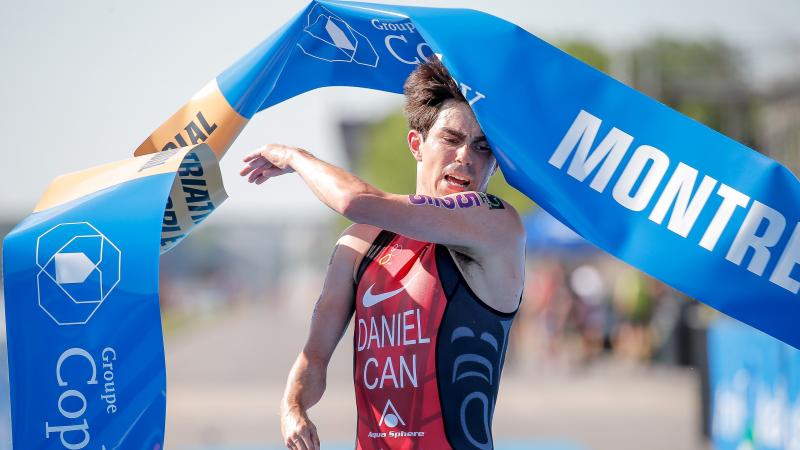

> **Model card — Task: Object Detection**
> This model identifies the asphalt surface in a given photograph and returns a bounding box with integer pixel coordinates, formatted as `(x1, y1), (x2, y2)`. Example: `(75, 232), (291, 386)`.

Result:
(164, 301), (709, 450)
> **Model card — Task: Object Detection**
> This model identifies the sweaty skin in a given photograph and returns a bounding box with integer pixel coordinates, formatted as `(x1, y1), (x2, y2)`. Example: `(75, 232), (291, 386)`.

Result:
(240, 100), (525, 450)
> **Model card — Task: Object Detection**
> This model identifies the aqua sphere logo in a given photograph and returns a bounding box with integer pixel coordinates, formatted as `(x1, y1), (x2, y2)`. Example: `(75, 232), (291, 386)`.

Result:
(36, 222), (121, 326)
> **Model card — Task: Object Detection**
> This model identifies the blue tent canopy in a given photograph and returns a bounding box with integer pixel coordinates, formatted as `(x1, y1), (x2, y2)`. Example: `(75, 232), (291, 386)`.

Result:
(524, 209), (598, 255)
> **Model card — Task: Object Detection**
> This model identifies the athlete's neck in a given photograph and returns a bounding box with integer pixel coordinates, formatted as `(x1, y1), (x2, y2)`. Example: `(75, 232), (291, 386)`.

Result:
(414, 180), (436, 197)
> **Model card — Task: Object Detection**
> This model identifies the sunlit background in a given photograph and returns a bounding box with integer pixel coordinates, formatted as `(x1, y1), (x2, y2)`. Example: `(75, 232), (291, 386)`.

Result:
(1, 1), (799, 449)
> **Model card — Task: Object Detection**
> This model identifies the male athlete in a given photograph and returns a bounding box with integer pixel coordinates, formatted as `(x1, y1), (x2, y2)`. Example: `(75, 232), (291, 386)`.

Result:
(240, 60), (525, 450)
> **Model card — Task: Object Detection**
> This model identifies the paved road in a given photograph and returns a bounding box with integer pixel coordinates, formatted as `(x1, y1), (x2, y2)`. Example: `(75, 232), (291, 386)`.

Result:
(164, 301), (709, 450)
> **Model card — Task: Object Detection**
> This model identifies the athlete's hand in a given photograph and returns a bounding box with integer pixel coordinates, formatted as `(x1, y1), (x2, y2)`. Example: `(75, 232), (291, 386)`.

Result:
(240, 144), (298, 185)
(281, 405), (320, 450)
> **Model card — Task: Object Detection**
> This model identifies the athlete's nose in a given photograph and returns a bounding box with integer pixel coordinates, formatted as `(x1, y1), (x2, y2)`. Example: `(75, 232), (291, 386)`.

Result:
(455, 143), (473, 166)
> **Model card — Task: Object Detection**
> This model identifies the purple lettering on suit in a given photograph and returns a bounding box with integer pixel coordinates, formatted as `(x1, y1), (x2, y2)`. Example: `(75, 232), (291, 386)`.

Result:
(407, 193), (504, 211)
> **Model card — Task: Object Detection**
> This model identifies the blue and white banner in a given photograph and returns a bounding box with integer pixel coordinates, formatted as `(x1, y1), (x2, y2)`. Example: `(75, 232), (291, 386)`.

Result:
(4, 0), (800, 447)
(2, 145), (224, 448)
(709, 319), (800, 450)
(208, 0), (799, 347)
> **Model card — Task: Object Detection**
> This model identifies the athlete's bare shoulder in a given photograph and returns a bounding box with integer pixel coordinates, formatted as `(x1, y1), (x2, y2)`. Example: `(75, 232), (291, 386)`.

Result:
(491, 196), (525, 246)
(335, 223), (383, 283)
(449, 195), (525, 314)
(450, 193), (525, 258)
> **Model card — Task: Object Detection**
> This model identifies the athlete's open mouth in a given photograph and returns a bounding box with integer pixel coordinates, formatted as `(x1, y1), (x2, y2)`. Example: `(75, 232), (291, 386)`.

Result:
(444, 174), (471, 188)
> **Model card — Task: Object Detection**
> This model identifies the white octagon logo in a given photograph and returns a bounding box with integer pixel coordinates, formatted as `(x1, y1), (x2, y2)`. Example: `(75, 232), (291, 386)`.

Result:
(36, 222), (121, 326)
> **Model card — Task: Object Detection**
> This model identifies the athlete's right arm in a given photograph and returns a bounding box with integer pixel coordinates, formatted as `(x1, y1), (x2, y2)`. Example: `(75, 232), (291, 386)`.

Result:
(280, 224), (379, 450)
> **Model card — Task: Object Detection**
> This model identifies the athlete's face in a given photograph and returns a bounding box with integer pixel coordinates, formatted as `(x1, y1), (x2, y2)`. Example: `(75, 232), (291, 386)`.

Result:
(408, 100), (497, 197)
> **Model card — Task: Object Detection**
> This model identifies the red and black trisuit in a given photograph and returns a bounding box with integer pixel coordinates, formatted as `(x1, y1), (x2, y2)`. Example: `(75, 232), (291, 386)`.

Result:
(353, 230), (518, 450)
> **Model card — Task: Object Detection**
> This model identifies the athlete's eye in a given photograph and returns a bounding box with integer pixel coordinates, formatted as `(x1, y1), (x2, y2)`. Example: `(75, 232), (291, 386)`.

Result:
(442, 136), (460, 145)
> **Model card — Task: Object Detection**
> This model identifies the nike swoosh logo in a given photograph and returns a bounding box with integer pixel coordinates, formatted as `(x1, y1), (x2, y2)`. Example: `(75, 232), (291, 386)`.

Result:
(362, 273), (419, 308)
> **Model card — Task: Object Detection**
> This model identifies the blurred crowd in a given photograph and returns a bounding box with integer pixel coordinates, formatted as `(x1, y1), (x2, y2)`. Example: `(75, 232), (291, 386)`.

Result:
(509, 255), (706, 371)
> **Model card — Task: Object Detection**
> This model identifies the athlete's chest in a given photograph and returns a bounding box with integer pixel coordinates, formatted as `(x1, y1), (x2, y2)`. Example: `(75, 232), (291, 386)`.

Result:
(356, 236), (444, 316)
(353, 235), (454, 449)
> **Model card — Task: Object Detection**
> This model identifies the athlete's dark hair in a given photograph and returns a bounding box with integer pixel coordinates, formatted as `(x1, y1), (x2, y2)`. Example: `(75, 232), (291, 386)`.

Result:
(403, 58), (467, 139)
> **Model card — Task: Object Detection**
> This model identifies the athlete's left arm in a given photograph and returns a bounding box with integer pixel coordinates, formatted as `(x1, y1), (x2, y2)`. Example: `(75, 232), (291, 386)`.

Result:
(240, 144), (524, 254)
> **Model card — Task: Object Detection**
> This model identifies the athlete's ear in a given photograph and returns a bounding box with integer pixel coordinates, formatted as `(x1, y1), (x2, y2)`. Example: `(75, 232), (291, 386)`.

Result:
(407, 129), (424, 162)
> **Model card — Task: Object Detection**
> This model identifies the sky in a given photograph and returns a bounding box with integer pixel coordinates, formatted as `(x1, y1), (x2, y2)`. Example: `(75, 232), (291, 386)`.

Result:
(0, 0), (798, 224)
